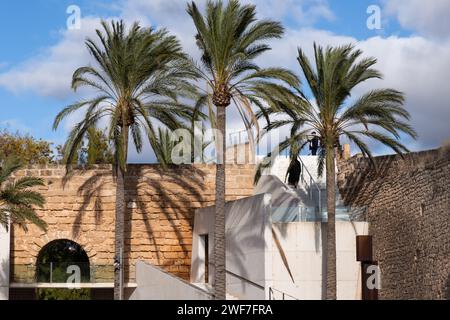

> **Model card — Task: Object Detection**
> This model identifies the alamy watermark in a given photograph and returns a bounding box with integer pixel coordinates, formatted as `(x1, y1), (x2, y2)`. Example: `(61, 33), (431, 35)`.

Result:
(367, 5), (382, 30)
(66, 265), (81, 289)
(366, 264), (382, 290)
(67, 5), (81, 30)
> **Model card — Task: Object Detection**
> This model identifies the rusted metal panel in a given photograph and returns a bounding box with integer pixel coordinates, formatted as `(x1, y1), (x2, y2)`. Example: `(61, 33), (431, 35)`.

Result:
(356, 235), (373, 262)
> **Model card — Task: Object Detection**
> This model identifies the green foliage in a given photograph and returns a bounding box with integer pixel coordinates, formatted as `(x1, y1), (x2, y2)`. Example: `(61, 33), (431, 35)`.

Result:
(37, 288), (91, 300)
(156, 127), (212, 164)
(36, 240), (90, 283)
(36, 240), (91, 300)
(53, 20), (200, 171)
(187, 0), (300, 134)
(0, 129), (55, 165)
(57, 127), (114, 166)
(0, 157), (47, 231)
(86, 127), (114, 165)
(255, 43), (417, 182)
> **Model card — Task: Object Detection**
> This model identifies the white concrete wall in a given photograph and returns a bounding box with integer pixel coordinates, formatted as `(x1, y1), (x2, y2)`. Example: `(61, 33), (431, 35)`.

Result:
(0, 222), (10, 300)
(191, 194), (272, 300)
(191, 195), (368, 300)
(129, 260), (212, 300)
(271, 221), (369, 300)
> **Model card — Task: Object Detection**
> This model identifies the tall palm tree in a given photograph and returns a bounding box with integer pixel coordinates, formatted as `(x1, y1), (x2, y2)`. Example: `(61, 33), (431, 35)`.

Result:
(187, 0), (299, 299)
(0, 158), (47, 231)
(256, 44), (416, 299)
(53, 20), (198, 300)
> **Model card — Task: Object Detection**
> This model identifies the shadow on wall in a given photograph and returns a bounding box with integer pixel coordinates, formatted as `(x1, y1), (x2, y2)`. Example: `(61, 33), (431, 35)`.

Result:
(338, 156), (395, 210)
(124, 165), (206, 281)
(61, 164), (207, 282)
(72, 170), (112, 238)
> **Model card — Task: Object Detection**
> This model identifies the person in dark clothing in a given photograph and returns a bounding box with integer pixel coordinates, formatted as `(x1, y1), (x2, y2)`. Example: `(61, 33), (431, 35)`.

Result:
(286, 158), (301, 189)
(309, 131), (320, 156)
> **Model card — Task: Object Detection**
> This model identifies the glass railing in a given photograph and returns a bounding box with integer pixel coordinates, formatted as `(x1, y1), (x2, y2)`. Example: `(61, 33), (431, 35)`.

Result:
(11, 263), (114, 284)
(271, 206), (367, 222)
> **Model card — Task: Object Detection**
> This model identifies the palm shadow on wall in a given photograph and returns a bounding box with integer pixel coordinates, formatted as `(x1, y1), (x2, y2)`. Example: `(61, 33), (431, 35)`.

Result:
(189, 199), (269, 297)
(338, 156), (396, 215)
(68, 165), (207, 282)
(68, 168), (113, 239)
(124, 164), (206, 282)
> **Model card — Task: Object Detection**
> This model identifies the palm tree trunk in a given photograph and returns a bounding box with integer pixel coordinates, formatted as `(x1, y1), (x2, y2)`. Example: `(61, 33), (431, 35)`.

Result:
(325, 145), (337, 300)
(114, 165), (125, 300)
(114, 124), (129, 300)
(214, 106), (226, 300)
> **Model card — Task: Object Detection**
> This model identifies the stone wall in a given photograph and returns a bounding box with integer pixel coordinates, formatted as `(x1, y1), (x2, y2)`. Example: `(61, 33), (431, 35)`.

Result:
(10, 163), (255, 283)
(337, 147), (450, 299)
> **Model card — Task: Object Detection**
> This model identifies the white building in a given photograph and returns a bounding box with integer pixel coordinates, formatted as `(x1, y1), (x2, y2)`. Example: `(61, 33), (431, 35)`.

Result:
(131, 155), (369, 300)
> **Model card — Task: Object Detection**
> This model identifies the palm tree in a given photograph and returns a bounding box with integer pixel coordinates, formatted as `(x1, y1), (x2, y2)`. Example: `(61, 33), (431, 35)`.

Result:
(157, 127), (212, 165)
(53, 20), (198, 300)
(256, 43), (416, 299)
(187, 0), (300, 299)
(0, 158), (47, 231)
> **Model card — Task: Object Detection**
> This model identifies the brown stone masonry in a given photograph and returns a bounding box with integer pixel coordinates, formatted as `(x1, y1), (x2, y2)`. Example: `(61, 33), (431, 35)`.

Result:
(10, 163), (255, 283)
(337, 147), (450, 299)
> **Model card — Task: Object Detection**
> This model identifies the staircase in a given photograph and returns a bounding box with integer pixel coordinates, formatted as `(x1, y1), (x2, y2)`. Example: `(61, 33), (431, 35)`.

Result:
(259, 155), (364, 222)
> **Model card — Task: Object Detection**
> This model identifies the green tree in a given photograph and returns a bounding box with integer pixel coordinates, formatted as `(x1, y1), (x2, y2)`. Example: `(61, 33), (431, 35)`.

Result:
(187, 0), (299, 299)
(0, 130), (55, 165)
(53, 20), (198, 300)
(156, 127), (212, 165)
(86, 127), (114, 165)
(257, 44), (416, 299)
(0, 157), (47, 231)
(56, 128), (113, 165)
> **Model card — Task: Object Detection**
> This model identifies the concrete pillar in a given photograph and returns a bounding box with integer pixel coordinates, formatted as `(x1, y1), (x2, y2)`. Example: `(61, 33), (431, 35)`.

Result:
(0, 221), (10, 300)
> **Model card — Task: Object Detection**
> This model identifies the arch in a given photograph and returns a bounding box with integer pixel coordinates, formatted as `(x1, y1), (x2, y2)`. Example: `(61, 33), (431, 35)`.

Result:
(36, 239), (90, 283)
(30, 233), (98, 263)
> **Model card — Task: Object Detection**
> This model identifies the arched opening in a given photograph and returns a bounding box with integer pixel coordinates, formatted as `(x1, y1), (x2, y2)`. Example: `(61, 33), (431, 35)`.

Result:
(36, 239), (90, 283)
(35, 239), (91, 300)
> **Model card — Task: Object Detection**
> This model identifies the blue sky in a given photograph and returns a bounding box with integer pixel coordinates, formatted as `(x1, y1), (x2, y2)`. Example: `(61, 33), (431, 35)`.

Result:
(1, 0), (449, 161)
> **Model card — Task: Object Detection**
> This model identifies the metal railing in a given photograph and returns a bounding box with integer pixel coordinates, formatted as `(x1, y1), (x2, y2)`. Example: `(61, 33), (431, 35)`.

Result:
(225, 270), (265, 290)
(298, 156), (322, 214)
(225, 271), (300, 301)
(11, 263), (114, 284)
(268, 287), (299, 300)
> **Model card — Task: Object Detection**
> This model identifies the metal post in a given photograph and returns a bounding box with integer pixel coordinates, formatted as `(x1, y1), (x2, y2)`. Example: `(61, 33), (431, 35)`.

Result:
(50, 262), (53, 283)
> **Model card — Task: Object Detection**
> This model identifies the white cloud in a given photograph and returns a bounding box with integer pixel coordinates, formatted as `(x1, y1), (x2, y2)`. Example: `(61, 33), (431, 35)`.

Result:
(0, 0), (449, 156)
(0, 0), (334, 99)
(256, 28), (450, 151)
(0, 17), (103, 99)
(383, 0), (450, 38)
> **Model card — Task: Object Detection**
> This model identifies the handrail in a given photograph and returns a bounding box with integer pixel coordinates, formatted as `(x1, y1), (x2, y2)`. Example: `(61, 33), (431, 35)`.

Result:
(225, 270), (265, 290)
(268, 287), (299, 300)
(225, 271), (299, 300)
(297, 156), (322, 214)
